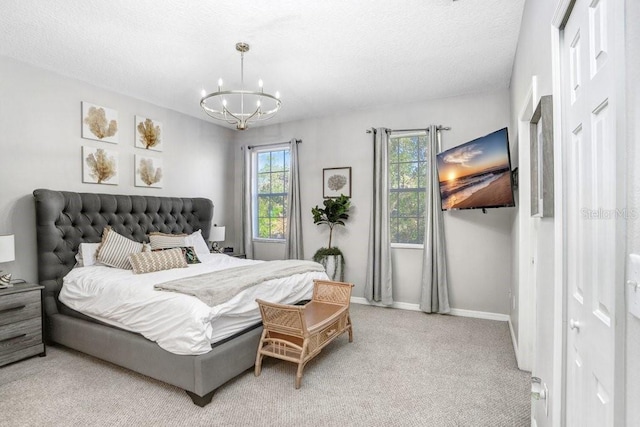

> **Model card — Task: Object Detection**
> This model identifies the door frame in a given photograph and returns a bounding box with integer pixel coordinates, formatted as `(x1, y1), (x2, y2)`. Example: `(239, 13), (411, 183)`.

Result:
(550, 0), (628, 424)
(515, 75), (539, 371)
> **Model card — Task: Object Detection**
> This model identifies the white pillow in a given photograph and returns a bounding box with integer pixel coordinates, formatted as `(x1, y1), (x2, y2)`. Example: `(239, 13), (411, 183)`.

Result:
(75, 243), (102, 267)
(184, 230), (210, 256)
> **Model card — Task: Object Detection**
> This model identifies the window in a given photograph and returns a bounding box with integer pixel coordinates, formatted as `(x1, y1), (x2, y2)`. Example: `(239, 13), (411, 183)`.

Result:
(389, 133), (428, 245)
(253, 148), (290, 240)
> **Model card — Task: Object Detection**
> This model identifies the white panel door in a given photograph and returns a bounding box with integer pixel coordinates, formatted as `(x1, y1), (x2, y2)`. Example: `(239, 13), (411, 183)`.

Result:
(562, 0), (618, 425)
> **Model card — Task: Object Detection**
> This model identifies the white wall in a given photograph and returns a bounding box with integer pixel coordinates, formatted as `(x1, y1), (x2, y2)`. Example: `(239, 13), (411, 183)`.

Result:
(509, 0), (558, 423)
(512, 0), (638, 425)
(0, 56), (236, 284)
(626, 1), (640, 425)
(234, 90), (515, 315)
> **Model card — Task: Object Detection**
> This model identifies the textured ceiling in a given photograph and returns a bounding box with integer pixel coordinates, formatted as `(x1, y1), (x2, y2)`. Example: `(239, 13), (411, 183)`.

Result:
(0, 0), (525, 129)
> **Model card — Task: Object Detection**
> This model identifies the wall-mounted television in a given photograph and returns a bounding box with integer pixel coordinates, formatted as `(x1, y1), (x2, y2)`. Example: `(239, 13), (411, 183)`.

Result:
(436, 127), (515, 211)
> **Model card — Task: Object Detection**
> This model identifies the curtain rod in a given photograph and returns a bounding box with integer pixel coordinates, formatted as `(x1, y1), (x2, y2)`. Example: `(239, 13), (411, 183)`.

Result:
(365, 126), (451, 134)
(246, 139), (301, 150)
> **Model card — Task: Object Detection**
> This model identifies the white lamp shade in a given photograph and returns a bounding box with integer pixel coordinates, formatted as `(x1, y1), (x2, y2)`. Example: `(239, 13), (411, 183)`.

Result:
(210, 226), (226, 242)
(0, 235), (15, 263)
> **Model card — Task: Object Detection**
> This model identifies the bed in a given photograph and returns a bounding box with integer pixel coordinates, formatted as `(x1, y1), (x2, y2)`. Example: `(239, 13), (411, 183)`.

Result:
(33, 189), (325, 406)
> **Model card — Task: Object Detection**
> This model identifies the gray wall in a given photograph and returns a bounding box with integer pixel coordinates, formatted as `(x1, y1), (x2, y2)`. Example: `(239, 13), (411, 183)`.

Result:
(0, 56), (236, 284)
(234, 90), (515, 315)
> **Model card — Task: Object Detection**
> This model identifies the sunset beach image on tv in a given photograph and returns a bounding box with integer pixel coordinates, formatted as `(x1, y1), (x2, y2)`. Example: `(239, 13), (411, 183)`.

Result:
(436, 127), (515, 211)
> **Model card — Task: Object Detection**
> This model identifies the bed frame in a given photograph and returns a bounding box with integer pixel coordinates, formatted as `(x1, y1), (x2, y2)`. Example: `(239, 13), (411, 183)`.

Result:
(33, 189), (262, 406)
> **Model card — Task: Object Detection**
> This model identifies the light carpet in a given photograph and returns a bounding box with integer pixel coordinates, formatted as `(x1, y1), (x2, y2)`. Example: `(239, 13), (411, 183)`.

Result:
(0, 304), (530, 426)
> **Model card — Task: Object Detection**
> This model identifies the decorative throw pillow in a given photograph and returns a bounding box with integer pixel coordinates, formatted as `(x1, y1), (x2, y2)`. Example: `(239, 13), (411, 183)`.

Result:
(152, 246), (201, 264)
(184, 230), (210, 256)
(128, 248), (188, 274)
(96, 227), (144, 270)
(148, 232), (187, 250)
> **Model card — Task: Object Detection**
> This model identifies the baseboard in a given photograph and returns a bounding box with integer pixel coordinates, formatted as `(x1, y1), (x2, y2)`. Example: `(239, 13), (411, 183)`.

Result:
(448, 308), (510, 322)
(350, 297), (510, 322)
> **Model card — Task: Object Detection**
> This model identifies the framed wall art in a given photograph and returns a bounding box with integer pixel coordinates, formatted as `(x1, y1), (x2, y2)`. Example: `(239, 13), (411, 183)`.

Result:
(82, 146), (118, 185)
(82, 102), (119, 143)
(135, 116), (163, 151)
(530, 95), (554, 217)
(135, 155), (163, 188)
(323, 167), (351, 198)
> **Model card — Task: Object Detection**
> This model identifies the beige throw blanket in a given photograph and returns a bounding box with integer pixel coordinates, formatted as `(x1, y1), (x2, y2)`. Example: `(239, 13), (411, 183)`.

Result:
(154, 260), (326, 307)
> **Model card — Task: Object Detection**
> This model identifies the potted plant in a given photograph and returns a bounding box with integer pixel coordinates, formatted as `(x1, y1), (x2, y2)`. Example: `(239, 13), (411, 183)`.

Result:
(311, 194), (351, 281)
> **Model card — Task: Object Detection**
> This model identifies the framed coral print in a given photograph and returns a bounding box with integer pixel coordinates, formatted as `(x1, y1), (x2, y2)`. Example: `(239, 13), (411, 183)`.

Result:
(135, 116), (163, 151)
(82, 102), (119, 143)
(323, 167), (351, 198)
(82, 146), (118, 185)
(135, 155), (163, 188)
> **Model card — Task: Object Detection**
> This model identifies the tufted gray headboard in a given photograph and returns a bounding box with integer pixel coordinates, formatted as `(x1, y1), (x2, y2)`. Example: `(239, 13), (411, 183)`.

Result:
(33, 189), (213, 318)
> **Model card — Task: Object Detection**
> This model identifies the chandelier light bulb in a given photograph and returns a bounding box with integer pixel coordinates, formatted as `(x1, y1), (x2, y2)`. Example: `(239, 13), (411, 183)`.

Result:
(275, 91), (281, 99)
(257, 100), (261, 107)
(222, 99), (227, 107)
(258, 79), (263, 88)
(200, 88), (206, 97)
(218, 78), (223, 89)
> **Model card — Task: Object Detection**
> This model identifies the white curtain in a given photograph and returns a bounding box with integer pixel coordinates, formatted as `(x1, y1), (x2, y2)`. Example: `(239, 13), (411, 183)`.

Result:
(365, 128), (393, 306)
(241, 146), (253, 259)
(284, 139), (303, 259)
(420, 126), (450, 313)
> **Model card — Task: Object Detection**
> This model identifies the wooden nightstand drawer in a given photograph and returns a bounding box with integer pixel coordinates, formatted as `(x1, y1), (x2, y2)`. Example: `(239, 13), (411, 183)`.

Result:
(0, 290), (41, 326)
(0, 283), (45, 366)
(0, 317), (42, 357)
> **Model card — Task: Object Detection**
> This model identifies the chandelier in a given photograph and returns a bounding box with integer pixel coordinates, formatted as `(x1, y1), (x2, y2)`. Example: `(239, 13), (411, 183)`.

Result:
(200, 42), (281, 130)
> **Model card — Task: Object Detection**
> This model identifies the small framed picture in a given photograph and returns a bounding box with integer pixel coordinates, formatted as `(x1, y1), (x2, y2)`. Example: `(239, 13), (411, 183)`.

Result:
(82, 146), (118, 185)
(323, 167), (351, 198)
(81, 102), (119, 143)
(135, 115), (163, 151)
(135, 155), (163, 188)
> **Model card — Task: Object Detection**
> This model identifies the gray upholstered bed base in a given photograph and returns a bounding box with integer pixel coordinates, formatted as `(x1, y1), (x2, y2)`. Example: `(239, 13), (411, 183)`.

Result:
(33, 189), (262, 406)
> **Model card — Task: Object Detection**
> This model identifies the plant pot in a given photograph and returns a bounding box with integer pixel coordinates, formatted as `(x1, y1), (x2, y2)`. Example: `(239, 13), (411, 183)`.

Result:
(316, 254), (344, 281)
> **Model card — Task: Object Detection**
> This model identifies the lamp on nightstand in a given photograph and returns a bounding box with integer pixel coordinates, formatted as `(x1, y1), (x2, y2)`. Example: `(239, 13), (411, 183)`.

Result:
(209, 225), (226, 253)
(0, 234), (15, 288)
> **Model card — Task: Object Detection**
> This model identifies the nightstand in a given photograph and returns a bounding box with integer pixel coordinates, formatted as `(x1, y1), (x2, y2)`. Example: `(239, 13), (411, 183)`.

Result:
(228, 253), (246, 259)
(0, 283), (45, 367)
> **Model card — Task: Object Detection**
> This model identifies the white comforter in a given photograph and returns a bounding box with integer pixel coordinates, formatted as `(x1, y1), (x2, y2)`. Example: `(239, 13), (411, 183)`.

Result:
(60, 253), (328, 355)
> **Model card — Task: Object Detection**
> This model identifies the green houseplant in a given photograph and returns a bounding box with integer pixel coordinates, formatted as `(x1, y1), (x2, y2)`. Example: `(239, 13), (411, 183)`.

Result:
(311, 194), (351, 281)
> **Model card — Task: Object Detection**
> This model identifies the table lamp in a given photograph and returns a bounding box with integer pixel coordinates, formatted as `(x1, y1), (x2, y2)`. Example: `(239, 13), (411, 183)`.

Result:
(210, 225), (226, 253)
(0, 234), (15, 288)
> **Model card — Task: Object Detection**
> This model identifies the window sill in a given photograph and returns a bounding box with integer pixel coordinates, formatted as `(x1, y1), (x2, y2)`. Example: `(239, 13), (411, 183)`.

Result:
(391, 243), (424, 250)
(253, 239), (285, 244)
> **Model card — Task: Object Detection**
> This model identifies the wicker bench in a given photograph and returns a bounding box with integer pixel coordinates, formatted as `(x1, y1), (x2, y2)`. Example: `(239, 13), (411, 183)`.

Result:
(255, 279), (354, 389)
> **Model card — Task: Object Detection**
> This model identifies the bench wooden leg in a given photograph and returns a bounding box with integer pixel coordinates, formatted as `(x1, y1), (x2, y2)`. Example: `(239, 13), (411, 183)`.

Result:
(295, 340), (309, 389)
(295, 362), (304, 389)
(255, 329), (268, 377)
(348, 315), (353, 342)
